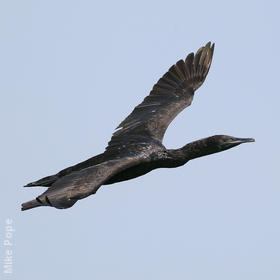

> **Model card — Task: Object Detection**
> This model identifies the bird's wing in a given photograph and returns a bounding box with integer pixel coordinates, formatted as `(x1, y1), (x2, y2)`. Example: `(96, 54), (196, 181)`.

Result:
(107, 42), (214, 151)
(21, 154), (145, 211)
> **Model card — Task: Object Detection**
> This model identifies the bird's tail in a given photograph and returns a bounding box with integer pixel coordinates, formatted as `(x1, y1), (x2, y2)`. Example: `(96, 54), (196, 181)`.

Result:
(21, 198), (43, 211)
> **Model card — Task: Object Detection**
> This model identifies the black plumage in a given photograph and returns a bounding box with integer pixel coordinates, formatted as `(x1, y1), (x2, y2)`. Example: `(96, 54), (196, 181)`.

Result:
(22, 42), (254, 211)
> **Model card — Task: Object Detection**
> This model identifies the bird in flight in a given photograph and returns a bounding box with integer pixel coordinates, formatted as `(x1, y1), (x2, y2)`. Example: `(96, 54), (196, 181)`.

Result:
(22, 42), (254, 211)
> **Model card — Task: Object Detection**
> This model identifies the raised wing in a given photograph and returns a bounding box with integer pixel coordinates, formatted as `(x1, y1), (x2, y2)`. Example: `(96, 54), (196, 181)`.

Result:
(107, 42), (214, 151)
(21, 155), (145, 211)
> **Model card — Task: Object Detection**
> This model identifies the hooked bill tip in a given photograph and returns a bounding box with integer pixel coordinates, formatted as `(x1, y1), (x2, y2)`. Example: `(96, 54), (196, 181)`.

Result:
(238, 137), (255, 144)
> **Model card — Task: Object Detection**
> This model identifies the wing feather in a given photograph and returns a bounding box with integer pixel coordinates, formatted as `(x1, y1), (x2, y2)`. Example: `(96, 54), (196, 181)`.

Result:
(21, 155), (144, 210)
(106, 42), (214, 150)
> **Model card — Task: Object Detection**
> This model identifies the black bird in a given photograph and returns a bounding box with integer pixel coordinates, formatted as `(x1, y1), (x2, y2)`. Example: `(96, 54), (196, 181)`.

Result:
(22, 42), (254, 211)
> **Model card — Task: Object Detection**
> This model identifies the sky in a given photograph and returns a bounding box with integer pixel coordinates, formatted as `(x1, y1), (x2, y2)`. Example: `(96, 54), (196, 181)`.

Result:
(1, 0), (279, 279)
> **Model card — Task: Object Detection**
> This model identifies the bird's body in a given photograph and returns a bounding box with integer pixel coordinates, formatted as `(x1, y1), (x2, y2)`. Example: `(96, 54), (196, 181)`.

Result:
(22, 42), (254, 211)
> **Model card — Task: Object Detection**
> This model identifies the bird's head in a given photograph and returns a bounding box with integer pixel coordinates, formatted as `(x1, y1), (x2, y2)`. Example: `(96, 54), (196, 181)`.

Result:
(181, 134), (255, 161)
(211, 135), (255, 152)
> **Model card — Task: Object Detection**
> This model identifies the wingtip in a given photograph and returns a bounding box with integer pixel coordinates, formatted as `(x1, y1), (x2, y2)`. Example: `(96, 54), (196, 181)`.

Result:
(206, 41), (214, 46)
(211, 42), (215, 53)
(181, 41), (215, 91)
(23, 183), (33, 188)
(204, 41), (215, 53)
(205, 41), (211, 49)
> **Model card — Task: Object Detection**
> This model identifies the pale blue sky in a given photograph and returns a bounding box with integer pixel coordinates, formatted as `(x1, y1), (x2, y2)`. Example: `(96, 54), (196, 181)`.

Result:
(1, 0), (279, 279)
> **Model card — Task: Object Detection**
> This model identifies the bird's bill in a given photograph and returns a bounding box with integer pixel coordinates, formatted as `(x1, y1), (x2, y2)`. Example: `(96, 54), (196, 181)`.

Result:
(227, 137), (255, 145)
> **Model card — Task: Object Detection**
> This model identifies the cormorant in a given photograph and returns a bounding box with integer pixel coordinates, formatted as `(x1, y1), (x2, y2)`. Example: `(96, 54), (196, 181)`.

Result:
(22, 42), (254, 211)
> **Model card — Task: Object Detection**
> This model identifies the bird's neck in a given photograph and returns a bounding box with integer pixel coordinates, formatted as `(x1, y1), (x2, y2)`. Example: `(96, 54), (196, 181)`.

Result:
(168, 137), (218, 163)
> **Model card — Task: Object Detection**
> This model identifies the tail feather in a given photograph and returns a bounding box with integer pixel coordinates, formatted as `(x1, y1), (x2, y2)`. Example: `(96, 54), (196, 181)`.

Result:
(21, 199), (42, 211)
